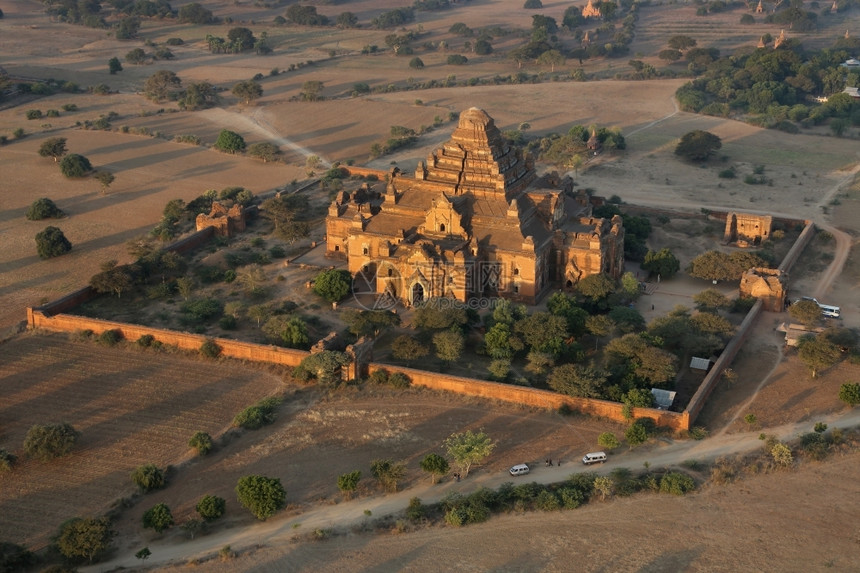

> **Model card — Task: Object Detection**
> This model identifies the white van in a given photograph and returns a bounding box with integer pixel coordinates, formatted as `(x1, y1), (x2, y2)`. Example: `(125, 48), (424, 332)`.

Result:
(509, 463), (530, 476)
(820, 305), (841, 319)
(582, 452), (607, 465)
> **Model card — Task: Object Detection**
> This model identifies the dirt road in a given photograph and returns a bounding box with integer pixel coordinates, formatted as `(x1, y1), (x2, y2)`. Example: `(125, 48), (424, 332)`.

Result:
(83, 408), (860, 572)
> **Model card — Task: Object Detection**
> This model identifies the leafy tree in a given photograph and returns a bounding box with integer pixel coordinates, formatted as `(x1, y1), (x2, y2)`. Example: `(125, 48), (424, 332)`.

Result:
(370, 459), (406, 493)
(125, 47), (146, 64)
(233, 397), (281, 429)
(23, 422), (79, 460)
(143, 70), (180, 102)
(484, 322), (524, 359)
(294, 351), (350, 385)
(537, 49), (565, 72)
(235, 475), (286, 520)
(214, 129), (246, 154)
(0, 449), (16, 472)
(116, 16), (140, 39)
(475, 38), (493, 55)
(247, 304), (270, 328)
(838, 383), (860, 407)
(27, 197), (64, 220)
(391, 335), (429, 366)
(262, 195), (310, 243)
(143, 503), (174, 533)
(313, 269), (351, 302)
(447, 54), (468, 65)
(675, 130), (721, 162)
(693, 288), (730, 311)
(789, 300), (821, 326)
(300, 80), (324, 101)
(262, 315), (310, 349)
(342, 309), (401, 338)
(131, 463), (166, 493)
(770, 442), (793, 467)
(179, 82), (217, 110)
(108, 56), (122, 74)
(608, 306), (646, 333)
(642, 248), (680, 279)
(188, 431), (213, 455)
(38, 137), (68, 162)
(444, 430), (495, 477)
(337, 470), (362, 499)
(90, 260), (134, 298)
(586, 314), (615, 349)
(336, 11), (358, 27)
(35, 226), (72, 259)
(59, 153), (92, 177)
(523, 0), (542, 7)
(419, 453), (449, 484)
(178, 2), (213, 24)
(514, 312), (568, 355)
(248, 142), (280, 163)
(593, 476), (613, 501)
(668, 35), (697, 50)
(433, 329), (464, 365)
(94, 170), (115, 194)
(196, 494), (226, 521)
(413, 299), (469, 329)
(576, 274), (616, 305)
(658, 49), (682, 62)
(605, 333), (678, 385)
(597, 432), (620, 450)
(227, 27), (256, 51)
(625, 420), (649, 446)
(55, 517), (115, 563)
(548, 364), (607, 398)
(232, 80), (263, 104)
(797, 335), (842, 378)
(409, 57), (425, 69)
(687, 250), (765, 282)
(659, 472), (696, 495)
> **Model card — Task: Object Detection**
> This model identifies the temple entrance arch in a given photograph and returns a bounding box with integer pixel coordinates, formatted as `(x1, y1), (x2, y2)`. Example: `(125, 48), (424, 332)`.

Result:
(411, 282), (425, 305)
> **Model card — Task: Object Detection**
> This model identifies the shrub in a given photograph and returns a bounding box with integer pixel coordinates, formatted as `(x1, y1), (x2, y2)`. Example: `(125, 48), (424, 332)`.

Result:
(597, 432), (620, 450)
(131, 463), (166, 492)
(23, 423), (80, 461)
(235, 475), (286, 520)
(137, 334), (156, 347)
(0, 449), (17, 472)
(143, 503), (174, 533)
(196, 494), (226, 521)
(35, 226), (72, 259)
(659, 472), (696, 495)
(182, 298), (223, 321)
(26, 198), (65, 220)
(200, 339), (222, 358)
(624, 421), (648, 446)
(838, 382), (860, 407)
(98, 329), (122, 346)
(447, 54), (468, 65)
(189, 431), (213, 455)
(233, 397), (281, 429)
(59, 153), (92, 177)
(55, 517), (115, 563)
(26, 109), (43, 120)
(406, 497), (426, 522)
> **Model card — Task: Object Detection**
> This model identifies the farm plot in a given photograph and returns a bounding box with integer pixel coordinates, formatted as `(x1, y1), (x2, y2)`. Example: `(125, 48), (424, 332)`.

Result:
(0, 333), (286, 550)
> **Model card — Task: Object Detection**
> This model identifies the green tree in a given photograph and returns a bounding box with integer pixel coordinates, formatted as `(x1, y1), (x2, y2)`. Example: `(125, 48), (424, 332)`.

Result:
(135, 547), (151, 562)
(126, 47), (146, 64)
(131, 463), (165, 493)
(576, 274), (616, 305)
(413, 299), (469, 329)
(228, 27), (256, 51)
(770, 442), (793, 467)
(606, 333), (679, 385)
(444, 430), (495, 477)
(484, 322), (524, 359)
(625, 421), (649, 446)
(236, 475), (286, 520)
(597, 432), (620, 450)
(342, 309), (401, 338)
(409, 57), (425, 69)
(838, 383), (860, 407)
(233, 397), (281, 430)
(537, 49), (565, 72)
(667, 35), (697, 51)
(642, 248), (680, 279)
(196, 495), (226, 521)
(514, 312), (568, 355)
(659, 472), (696, 495)
(108, 56), (123, 74)
(232, 80), (263, 104)
(687, 250), (765, 282)
(94, 170), (115, 194)
(797, 335), (842, 378)
(419, 453), (450, 484)
(294, 351), (350, 385)
(23, 422), (79, 460)
(55, 517), (116, 564)
(693, 288), (730, 311)
(142, 503), (174, 533)
(143, 70), (181, 102)
(593, 476), (613, 501)
(90, 260), (134, 298)
(548, 364), (607, 398)
(179, 82), (217, 110)
(248, 142), (280, 163)
(262, 315), (310, 349)
(433, 329), (464, 366)
(300, 80), (324, 101)
(247, 304), (270, 328)
(35, 226), (72, 259)
(658, 49), (682, 62)
(188, 431), (213, 455)
(214, 129), (246, 154)
(178, 2), (214, 24)
(337, 470), (362, 499)
(675, 130), (722, 162)
(38, 137), (68, 162)
(789, 300), (821, 326)
(391, 335), (429, 366)
(313, 269), (351, 302)
(27, 197), (65, 220)
(586, 314), (615, 350)
(370, 459), (406, 493)
(59, 153), (92, 177)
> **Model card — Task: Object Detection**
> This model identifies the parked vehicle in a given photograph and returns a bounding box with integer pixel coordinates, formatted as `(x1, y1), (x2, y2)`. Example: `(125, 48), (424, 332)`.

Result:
(797, 296), (841, 319)
(509, 463), (530, 476)
(581, 452), (607, 465)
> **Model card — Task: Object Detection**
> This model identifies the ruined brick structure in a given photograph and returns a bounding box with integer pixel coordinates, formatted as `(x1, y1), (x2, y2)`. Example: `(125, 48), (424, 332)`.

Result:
(195, 202), (246, 237)
(739, 267), (787, 311)
(325, 108), (624, 306)
(582, 0), (601, 18)
(724, 212), (772, 247)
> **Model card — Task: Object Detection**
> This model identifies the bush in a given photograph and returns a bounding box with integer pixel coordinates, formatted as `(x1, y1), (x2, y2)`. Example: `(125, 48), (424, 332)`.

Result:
(200, 338), (222, 358)
(137, 334), (156, 347)
(838, 383), (860, 407)
(235, 475), (286, 520)
(406, 497), (426, 522)
(189, 431), (213, 455)
(447, 54), (468, 65)
(59, 153), (92, 177)
(233, 397), (281, 429)
(23, 423), (80, 461)
(35, 226), (72, 259)
(659, 472), (696, 495)
(597, 432), (620, 450)
(624, 421), (648, 446)
(131, 463), (166, 492)
(55, 517), (115, 563)
(143, 503), (174, 533)
(26, 197), (65, 220)
(0, 448), (17, 472)
(26, 109), (43, 120)
(196, 494), (226, 521)
(388, 372), (411, 389)
(98, 329), (122, 346)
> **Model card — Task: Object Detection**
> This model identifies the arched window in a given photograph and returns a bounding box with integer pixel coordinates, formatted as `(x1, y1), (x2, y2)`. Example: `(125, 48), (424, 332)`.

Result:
(440, 223), (446, 232)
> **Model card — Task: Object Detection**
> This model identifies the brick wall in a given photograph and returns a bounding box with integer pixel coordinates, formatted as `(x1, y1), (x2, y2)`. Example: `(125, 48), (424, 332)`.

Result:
(778, 220), (815, 274)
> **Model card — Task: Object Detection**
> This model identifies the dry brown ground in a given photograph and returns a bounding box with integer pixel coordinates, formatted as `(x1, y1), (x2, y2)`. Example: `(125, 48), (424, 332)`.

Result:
(1, 3), (859, 570)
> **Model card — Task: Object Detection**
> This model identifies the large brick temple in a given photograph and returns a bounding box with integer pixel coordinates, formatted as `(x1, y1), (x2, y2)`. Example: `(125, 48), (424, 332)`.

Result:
(325, 107), (625, 306)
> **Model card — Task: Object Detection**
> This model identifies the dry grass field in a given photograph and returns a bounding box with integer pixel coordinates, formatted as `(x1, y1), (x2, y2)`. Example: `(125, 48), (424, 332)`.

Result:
(1, 0), (859, 570)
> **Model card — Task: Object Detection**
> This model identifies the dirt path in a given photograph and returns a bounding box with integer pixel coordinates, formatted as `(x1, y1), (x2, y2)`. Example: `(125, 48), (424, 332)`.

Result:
(83, 407), (860, 572)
